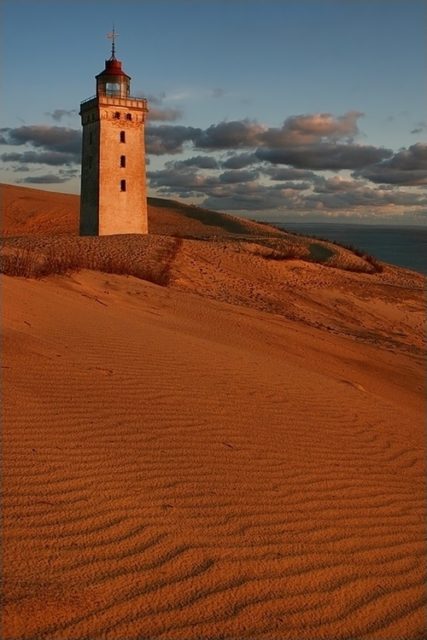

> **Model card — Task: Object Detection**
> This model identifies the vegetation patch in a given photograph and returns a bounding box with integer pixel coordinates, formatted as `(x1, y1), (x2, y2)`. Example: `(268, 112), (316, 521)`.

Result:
(0, 236), (182, 286)
(308, 243), (335, 262)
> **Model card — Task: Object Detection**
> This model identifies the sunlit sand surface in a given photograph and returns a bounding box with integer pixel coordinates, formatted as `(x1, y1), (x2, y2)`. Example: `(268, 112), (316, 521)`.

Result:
(2, 184), (426, 639)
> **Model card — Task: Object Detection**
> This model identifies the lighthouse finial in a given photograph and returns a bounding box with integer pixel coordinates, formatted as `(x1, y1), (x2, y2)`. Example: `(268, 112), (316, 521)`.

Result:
(106, 26), (118, 59)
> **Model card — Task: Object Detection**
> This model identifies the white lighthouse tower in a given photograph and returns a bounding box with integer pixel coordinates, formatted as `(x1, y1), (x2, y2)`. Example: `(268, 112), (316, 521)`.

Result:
(79, 31), (149, 235)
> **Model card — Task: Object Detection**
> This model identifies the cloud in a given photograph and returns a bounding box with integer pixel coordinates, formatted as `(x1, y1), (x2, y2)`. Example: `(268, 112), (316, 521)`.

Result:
(45, 109), (78, 121)
(172, 155), (219, 169)
(147, 166), (220, 195)
(306, 184), (427, 211)
(221, 152), (258, 169)
(410, 121), (427, 134)
(146, 112), (369, 160)
(140, 92), (184, 121)
(17, 174), (70, 184)
(146, 125), (201, 155)
(202, 178), (427, 216)
(145, 93), (166, 105)
(147, 157), (427, 220)
(196, 120), (266, 149)
(354, 144), (427, 185)
(219, 169), (259, 183)
(270, 181), (312, 191)
(0, 125), (81, 156)
(202, 182), (306, 212)
(314, 176), (367, 193)
(148, 107), (183, 122)
(260, 111), (364, 147)
(263, 167), (319, 182)
(256, 143), (392, 170)
(386, 143), (427, 170)
(1, 150), (78, 166)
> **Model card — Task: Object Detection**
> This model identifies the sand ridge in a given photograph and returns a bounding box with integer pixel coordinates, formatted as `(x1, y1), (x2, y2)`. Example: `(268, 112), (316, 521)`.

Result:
(1, 184), (282, 239)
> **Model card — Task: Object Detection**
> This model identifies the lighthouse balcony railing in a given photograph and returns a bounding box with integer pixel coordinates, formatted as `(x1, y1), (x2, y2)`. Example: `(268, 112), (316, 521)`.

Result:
(80, 95), (148, 109)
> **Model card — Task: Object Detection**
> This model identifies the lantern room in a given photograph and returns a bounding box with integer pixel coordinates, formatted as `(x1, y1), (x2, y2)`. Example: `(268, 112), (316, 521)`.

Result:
(96, 57), (130, 98)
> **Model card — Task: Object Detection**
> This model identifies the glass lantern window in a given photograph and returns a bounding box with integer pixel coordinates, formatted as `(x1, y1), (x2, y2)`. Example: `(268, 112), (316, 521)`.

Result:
(106, 82), (121, 96)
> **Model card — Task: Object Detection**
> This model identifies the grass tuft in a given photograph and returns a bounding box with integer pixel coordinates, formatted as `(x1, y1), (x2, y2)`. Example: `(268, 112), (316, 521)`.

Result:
(0, 237), (183, 286)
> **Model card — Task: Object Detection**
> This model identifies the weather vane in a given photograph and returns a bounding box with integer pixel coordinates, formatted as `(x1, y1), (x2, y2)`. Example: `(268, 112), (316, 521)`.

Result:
(106, 26), (118, 59)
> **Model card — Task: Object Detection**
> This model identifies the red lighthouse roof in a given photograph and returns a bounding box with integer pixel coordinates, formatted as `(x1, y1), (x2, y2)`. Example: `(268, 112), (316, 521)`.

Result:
(96, 57), (130, 79)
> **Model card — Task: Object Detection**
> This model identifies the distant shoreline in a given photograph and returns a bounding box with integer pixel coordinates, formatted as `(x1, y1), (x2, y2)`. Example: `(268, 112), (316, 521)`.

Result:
(268, 222), (427, 275)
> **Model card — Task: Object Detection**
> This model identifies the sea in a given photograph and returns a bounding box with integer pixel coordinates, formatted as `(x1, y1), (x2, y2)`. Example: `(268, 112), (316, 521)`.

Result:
(270, 223), (427, 276)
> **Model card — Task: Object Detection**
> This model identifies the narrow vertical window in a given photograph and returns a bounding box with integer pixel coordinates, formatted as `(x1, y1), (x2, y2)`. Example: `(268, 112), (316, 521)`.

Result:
(120, 131), (126, 143)
(114, 111), (121, 119)
(120, 179), (126, 192)
(126, 113), (132, 121)
(89, 132), (93, 144)
(120, 155), (126, 168)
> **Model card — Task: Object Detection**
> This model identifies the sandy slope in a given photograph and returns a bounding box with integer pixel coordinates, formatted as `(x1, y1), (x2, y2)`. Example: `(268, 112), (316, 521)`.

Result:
(2, 184), (426, 638)
(1, 184), (280, 239)
(3, 267), (425, 639)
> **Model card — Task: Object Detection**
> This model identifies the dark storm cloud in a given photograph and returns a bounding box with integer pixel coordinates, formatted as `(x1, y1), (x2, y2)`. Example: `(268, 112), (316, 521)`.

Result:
(146, 125), (201, 154)
(1, 150), (78, 166)
(45, 109), (78, 121)
(256, 143), (392, 170)
(17, 174), (70, 184)
(0, 125), (81, 156)
(354, 144), (427, 185)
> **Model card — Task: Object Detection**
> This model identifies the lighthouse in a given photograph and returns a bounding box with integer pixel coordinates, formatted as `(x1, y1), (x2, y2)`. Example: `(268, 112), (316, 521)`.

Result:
(79, 31), (149, 235)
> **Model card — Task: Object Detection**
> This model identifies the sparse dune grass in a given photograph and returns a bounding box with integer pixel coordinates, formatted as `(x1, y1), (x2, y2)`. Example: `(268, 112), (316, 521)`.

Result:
(1, 183), (384, 275)
(0, 235), (182, 286)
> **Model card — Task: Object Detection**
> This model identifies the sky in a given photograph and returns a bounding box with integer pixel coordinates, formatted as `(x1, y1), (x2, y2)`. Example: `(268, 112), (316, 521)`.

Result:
(1, 0), (426, 224)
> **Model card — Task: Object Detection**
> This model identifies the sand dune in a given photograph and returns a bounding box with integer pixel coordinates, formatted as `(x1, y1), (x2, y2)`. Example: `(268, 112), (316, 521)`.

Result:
(1, 184), (280, 239)
(2, 185), (426, 639)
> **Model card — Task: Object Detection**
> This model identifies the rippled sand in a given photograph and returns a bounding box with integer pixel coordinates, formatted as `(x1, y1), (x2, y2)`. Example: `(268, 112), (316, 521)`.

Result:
(2, 184), (426, 639)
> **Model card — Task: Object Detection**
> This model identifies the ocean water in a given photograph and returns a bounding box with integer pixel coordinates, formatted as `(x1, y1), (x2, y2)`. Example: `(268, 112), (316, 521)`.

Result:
(272, 223), (427, 275)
